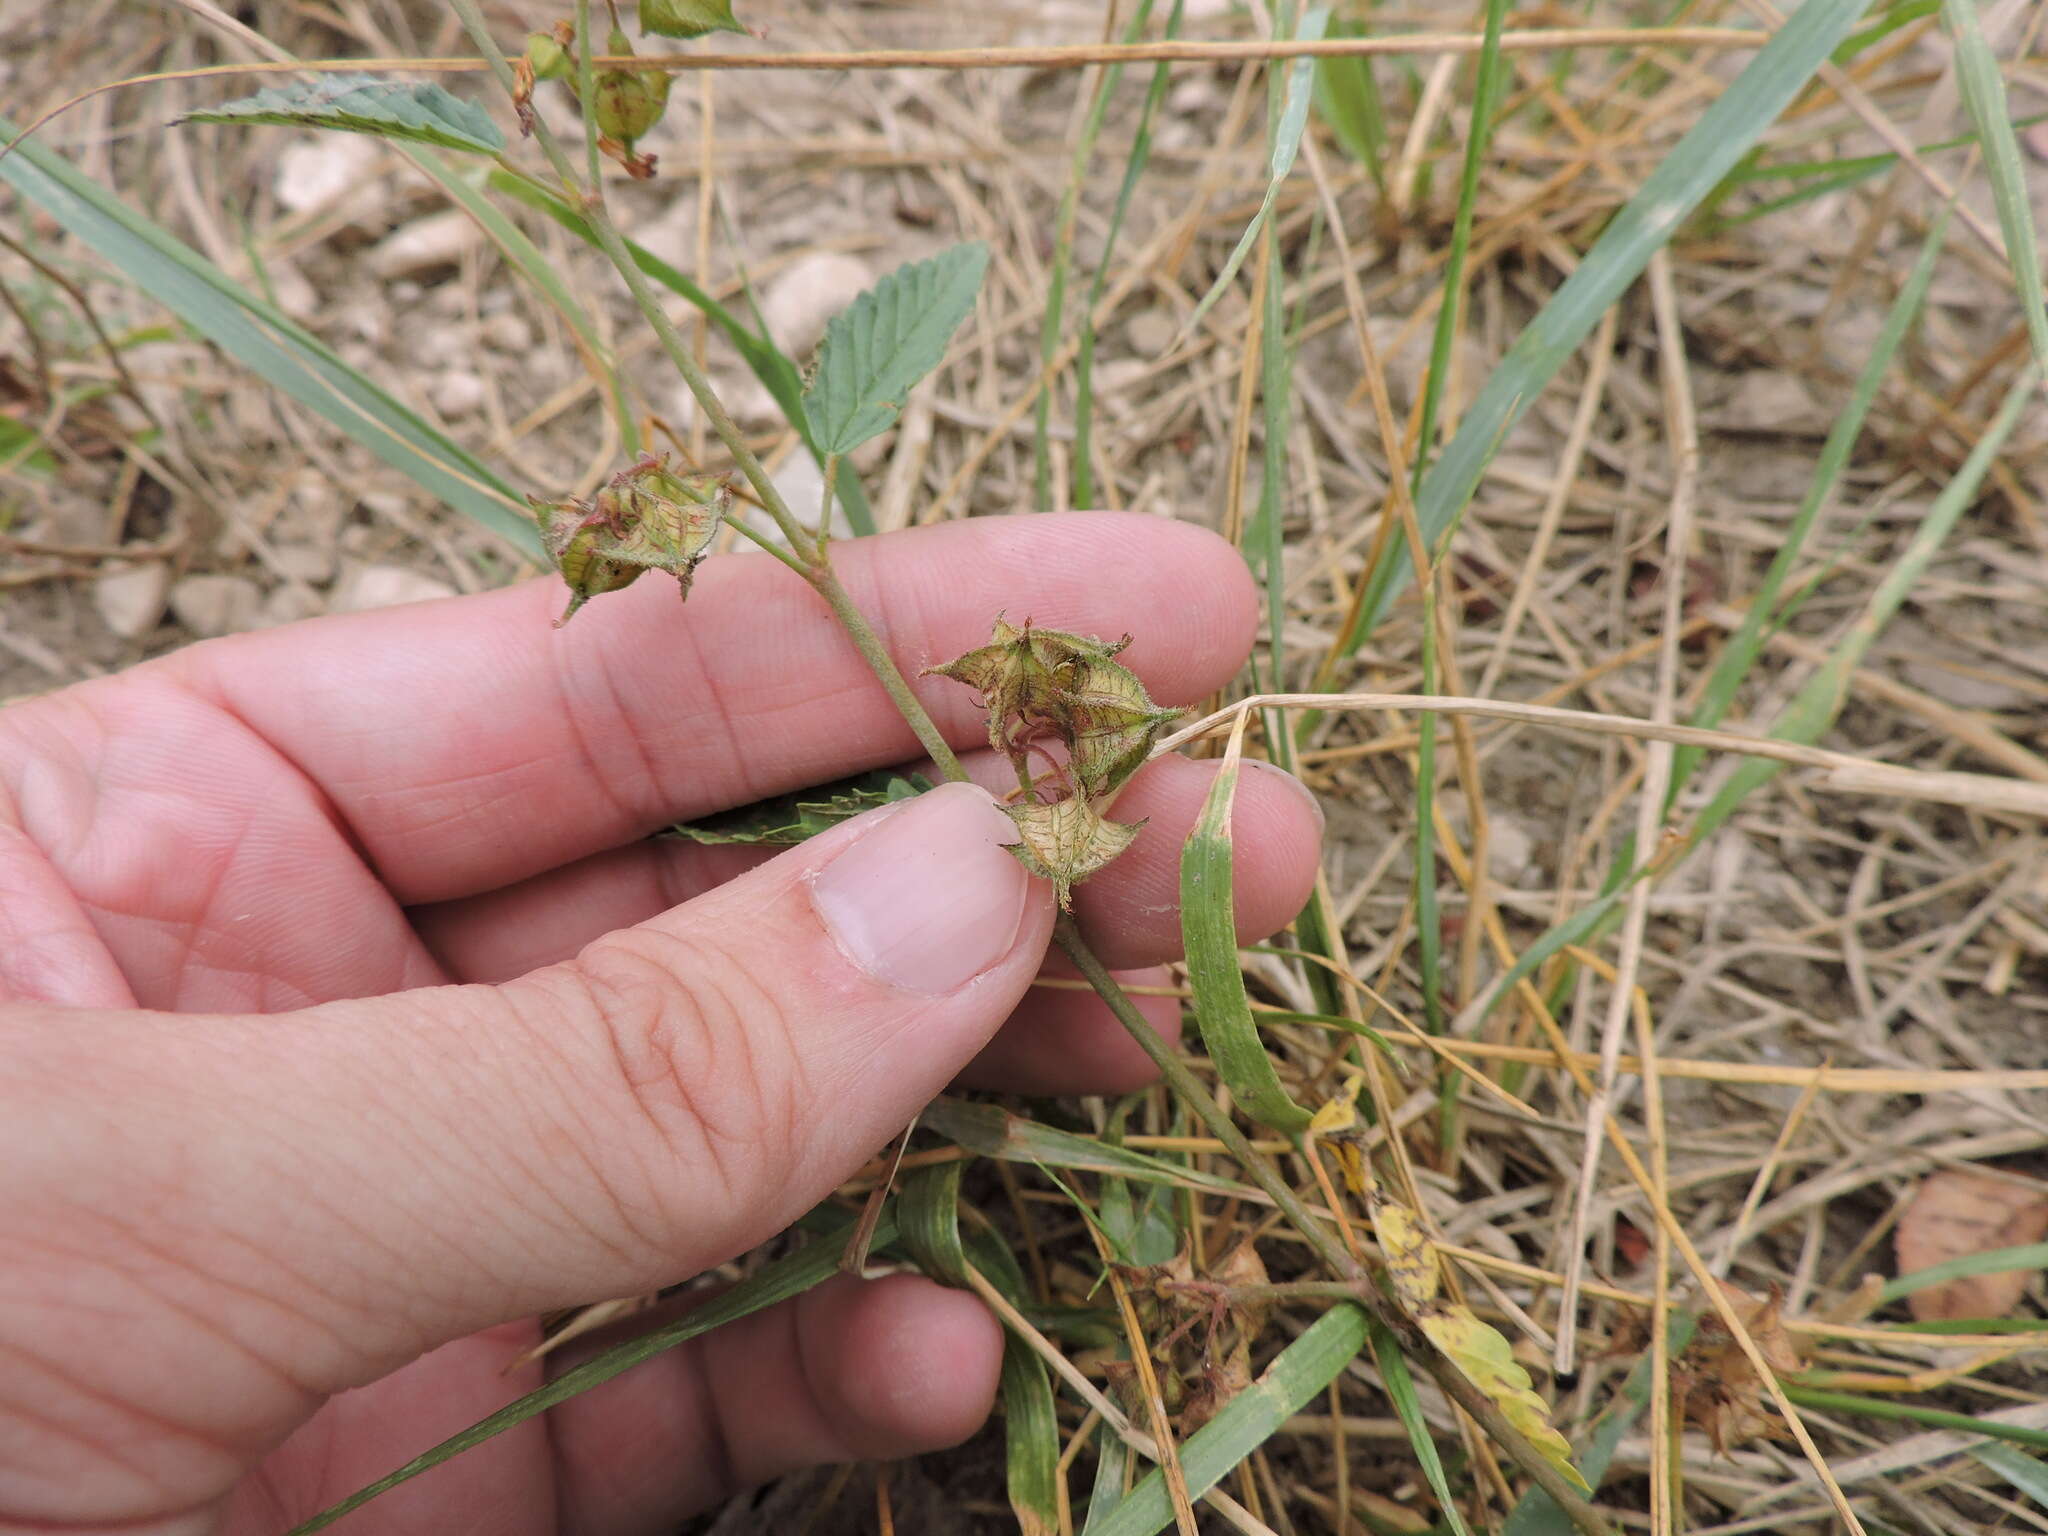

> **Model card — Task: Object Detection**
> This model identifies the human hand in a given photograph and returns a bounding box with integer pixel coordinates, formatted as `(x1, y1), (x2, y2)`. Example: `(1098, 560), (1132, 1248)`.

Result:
(0, 512), (1323, 1535)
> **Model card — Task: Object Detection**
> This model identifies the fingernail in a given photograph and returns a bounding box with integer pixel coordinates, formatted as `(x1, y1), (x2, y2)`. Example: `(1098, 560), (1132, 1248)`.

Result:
(810, 783), (1032, 995)
(1244, 757), (1325, 834)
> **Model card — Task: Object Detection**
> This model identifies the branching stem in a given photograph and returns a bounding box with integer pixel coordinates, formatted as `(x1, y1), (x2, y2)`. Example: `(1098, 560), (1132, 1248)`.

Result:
(451, 13), (1609, 1528)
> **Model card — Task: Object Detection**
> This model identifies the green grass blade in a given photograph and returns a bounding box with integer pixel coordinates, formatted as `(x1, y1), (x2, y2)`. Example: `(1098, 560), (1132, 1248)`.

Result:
(287, 1209), (893, 1534)
(1074, 0), (1183, 509)
(901, 1162), (1061, 1534)
(1970, 1443), (2048, 1508)
(1411, 0), (1510, 489)
(1782, 1387), (2048, 1450)
(922, 1098), (1258, 1199)
(1332, 0), (1867, 660)
(1177, 6), (1328, 341)
(1036, 0), (1156, 511)
(0, 112), (540, 557)
(1836, 0), (1940, 64)
(1940, 0), (2048, 375)
(1313, 15), (1389, 195)
(1669, 205), (1951, 799)
(406, 151), (637, 455)
(1181, 741), (1316, 1134)
(1080, 1418), (1134, 1534)
(1877, 1240), (2048, 1307)
(1690, 364), (2037, 838)
(487, 167), (875, 534)
(1088, 1302), (1370, 1536)
(1367, 1314), (1475, 1536)
(997, 1323), (1063, 1536)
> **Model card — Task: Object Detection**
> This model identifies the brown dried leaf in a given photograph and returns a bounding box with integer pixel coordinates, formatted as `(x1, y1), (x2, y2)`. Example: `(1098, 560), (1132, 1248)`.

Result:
(1895, 1168), (2048, 1321)
(1676, 1279), (1806, 1454)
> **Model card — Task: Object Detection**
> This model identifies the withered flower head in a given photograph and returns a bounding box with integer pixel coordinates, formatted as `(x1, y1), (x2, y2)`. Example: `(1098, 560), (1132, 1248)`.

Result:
(1002, 797), (1143, 912)
(532, 453), (727, 626)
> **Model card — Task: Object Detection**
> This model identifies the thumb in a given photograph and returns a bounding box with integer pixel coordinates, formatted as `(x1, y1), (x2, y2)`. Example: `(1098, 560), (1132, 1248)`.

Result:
(9, 784), (1048, 1404)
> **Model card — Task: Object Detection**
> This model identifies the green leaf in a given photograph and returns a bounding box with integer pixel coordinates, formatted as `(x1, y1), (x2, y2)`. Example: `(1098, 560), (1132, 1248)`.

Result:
(0, 112), (539, 557)
(1087, 1303), (1369, 1536)
(1180, 8), (1327, 339)
(1782, 1386), (2048, 1450)
(1180, 746), (1315, 1134)
(1331, 0), (1868, 661)
(899, 1165), (1058, 1536)
(1971, 1443), (2048, 1509)
(1313, 16), (1388, 189)
(668, 770), (930, 846)
(1878, 1240), (2048, 1307)
(1940, 0), (2048, 377)
(921, 1098), (1257, 1201)
(802, 243), (989, 456)
(640, 0), (746, 38)
(287, 1209), (892, 1534)
(182, 77), (504, 155)
(489, 167), (876, 535)
(1368, 1315), (1475, 1536)
(1669, 205), (1951, 800)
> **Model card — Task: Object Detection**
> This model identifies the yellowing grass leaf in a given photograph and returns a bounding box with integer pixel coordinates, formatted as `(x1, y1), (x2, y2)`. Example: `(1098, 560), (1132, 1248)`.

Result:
(1420, 1308), (1590, 1494)
(1369, 1191), (1442, 1310)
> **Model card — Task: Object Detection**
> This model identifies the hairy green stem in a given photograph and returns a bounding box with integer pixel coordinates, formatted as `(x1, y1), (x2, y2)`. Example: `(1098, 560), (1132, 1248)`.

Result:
(451, 0), (962, 782)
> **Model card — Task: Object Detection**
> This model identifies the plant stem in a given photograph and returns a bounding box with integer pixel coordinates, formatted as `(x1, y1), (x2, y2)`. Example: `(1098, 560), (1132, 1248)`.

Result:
(456, 15), (1605, 1527)
(1058, 915), (1614, 1536)
(451, 0), (962, 782)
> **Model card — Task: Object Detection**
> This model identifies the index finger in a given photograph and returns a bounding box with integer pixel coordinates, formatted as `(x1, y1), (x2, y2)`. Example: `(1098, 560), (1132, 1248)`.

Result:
(169, 512), (1259, 904)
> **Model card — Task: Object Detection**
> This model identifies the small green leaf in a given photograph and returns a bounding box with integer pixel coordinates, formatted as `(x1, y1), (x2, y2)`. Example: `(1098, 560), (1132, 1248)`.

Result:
(1087, 1303), (1369, 1536)
(640, 0), (747, 38)
(802, 243), (989, 455)
(183, 77), (504, 155)
(668, 770), (931, 846)
(1180, 743), (1315, 1135)
(287, 1208), (892, 1533)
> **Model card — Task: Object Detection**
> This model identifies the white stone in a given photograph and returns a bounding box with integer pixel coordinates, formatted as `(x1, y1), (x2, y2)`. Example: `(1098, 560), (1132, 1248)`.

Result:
(271, 543), (336, 584)
(273, 134), (380, 214)
(431, 369), (488, 418)
(264, 259), (320, 321)
(170, 574), (263, 637)
(330, 564), (458, 613)
(258, 585), (324, 628)
(1124, 308), (1177, 357)
(366, 208), (481, 280)
(481, 311), (534, 353)
(93, 563), (170, 639)
(760, 251), (875, 358)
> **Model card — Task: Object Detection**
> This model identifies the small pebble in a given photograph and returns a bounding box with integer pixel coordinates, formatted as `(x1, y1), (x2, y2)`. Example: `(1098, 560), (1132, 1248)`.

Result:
(431, 370), (488, 418)
(170, 573), (263, 638)
(330, 564), (458, 613)
(481, 311), (534, 354)
(367, 208), (481, 280)
(761, 251), (875, 358)
(93, 563), (170, 640)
